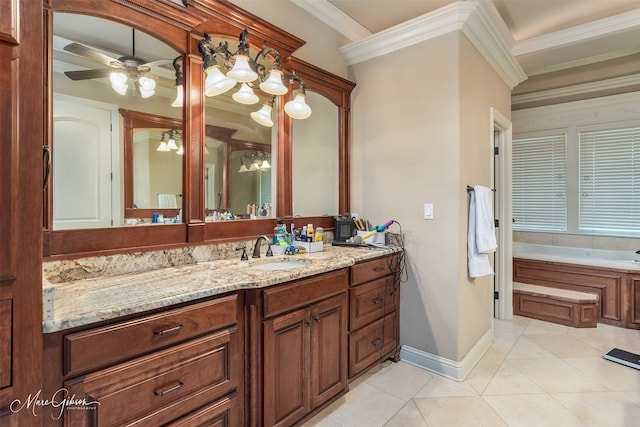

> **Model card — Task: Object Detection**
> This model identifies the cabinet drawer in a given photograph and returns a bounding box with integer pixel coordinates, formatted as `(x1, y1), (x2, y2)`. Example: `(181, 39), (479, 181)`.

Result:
(263, 269), (347, 318)
(165, 391), (238, 427)
(349, 312), (398, 377)
(350, 276), (397, 331)
(64, 294), (238, 376)
(64, 328), (238, 427)
(351, 256), (393, 285)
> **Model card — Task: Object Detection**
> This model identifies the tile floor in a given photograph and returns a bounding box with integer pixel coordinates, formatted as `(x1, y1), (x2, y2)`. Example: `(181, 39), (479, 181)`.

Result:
(302, 316), (640, 427)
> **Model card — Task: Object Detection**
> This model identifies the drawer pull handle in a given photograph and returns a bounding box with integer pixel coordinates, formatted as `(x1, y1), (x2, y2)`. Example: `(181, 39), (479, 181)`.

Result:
(153, 381), (184, 397)
(373, 266), (385, 272)
(372, 298), (383, 305)
(153, 324), (184, 336)
(372, 338), (384, 347)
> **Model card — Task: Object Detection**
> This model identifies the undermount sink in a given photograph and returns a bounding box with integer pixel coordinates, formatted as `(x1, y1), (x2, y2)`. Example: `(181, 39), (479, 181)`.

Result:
(248, 260), (310, 270)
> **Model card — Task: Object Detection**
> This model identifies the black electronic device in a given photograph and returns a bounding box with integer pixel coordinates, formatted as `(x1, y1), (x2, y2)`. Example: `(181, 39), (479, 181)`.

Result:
(333, 215), (356, 242)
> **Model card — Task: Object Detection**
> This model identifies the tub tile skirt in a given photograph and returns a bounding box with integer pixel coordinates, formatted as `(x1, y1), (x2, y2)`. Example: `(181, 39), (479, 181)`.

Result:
(513, 282), (599, 328)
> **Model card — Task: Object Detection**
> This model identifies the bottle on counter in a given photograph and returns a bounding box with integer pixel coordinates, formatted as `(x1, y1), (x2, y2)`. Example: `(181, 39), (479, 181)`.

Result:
(306, 223), (314, 242)
(314, 227), (323, 242)
(274, 218), (285, 244)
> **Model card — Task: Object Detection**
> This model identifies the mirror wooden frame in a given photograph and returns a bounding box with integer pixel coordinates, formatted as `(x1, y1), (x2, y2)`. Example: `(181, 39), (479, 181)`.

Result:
(120, 109), (183, 220)
(42, 0), (355, 258)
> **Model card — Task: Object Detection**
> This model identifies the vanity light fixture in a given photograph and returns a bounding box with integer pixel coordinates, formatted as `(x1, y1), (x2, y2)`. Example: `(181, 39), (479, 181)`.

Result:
(198, 30), (312, 127)
(171, 56), (184, 107)
(239, 151), (271, 172)
(157, 129), (182, 152)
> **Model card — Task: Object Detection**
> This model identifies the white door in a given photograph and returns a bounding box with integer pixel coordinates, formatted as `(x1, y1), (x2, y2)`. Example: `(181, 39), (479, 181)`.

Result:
(53, 95), (114, 229)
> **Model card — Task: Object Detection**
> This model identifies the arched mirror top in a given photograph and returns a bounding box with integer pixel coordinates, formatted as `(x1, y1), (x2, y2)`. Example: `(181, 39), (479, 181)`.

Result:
(50, 2), (193, 53)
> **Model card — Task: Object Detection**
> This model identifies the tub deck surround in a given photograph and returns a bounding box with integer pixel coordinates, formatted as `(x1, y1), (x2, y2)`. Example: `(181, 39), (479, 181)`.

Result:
(513, 243), (640, 329)
(42, 245), (401, 333)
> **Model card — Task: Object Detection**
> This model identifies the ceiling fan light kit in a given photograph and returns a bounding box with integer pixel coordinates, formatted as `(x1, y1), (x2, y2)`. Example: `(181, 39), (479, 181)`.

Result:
(63, 28), (173, 101)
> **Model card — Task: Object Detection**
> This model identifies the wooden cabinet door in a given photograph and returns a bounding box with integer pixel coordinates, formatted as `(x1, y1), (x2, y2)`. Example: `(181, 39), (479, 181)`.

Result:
(263, 307), (310, 427)
(0, 0), (43, 424)
(310, 293), (347, 409)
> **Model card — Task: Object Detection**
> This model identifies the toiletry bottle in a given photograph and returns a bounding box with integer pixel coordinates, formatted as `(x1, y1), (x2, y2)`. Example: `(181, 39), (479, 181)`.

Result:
(306, 223), (314, 242)
(301, 225), (307, 242)
(274, 218), (284, 244)
(314, 227), (323, 242)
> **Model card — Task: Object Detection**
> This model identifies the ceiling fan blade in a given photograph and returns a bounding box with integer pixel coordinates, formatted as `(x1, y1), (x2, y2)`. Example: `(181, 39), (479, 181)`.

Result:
(142, 59), (173, 69)
(64, 69), (112, 80)
(63, 42), (123, 67)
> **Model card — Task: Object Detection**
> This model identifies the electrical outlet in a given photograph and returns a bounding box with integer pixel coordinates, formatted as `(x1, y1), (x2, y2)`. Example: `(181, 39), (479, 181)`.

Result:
(424, 203), (434, 220)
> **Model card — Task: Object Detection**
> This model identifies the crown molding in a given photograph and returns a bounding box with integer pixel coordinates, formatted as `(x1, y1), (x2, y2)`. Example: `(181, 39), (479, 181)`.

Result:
(513, 8), (640, 57)
(338, 0), (526, 89)
(512, 74), (640, 108)
(289, 0), (372, 42)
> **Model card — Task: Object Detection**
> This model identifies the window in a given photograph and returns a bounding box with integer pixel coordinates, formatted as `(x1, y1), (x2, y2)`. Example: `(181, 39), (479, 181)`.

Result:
(579, 126), (640, 236)
(512, 134), (567, 232)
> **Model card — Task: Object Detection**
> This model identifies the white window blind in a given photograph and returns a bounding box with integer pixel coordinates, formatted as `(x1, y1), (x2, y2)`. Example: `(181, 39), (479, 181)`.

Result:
(512, 134), (567, 231)
(579, 127), (640, 236)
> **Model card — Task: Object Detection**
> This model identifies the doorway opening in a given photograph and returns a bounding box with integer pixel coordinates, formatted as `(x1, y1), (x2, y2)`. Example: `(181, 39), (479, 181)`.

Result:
(490, 107), (513, 320)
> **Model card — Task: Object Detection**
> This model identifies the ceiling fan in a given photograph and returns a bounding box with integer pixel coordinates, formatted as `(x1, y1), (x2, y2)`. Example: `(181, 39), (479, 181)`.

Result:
(63, 29), (172, 97)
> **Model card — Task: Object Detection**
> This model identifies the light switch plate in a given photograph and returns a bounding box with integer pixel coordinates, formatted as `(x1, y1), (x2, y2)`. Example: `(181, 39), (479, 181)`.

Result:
(424, 203), (434, 220)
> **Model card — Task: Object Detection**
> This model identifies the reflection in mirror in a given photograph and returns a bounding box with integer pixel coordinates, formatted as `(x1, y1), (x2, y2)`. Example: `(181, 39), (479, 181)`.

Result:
(52, 13), (182, 229)
(132, 128), (182, 209)
(204, 72), (275, 221)
(292, 91), (339, 216)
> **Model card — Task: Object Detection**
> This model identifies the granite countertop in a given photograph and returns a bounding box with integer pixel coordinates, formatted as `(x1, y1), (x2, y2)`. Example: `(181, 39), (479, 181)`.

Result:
(43, 245), (400, 333)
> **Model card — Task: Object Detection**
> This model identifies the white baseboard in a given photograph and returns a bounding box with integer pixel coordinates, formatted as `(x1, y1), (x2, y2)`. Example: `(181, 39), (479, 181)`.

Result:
(399, 328), (493, 381)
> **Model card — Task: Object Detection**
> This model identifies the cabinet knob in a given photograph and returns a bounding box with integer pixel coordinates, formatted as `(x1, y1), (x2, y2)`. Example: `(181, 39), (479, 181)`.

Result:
(314, 316), (320, 323)
(372, 298), (383, 305)
(372, 338), (384, 347)
(153, 380), (184, 397)
(306, 320), (312, 326)
(153, 324), (184, 336)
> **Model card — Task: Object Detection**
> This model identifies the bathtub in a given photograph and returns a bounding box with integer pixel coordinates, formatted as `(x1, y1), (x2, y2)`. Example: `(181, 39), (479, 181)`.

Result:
(513, 242), (640, 271)
(513, 242), (640, 329)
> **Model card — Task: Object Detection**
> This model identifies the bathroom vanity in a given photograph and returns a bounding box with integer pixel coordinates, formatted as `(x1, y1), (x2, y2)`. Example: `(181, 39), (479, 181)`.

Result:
(42, 247), (402, 426)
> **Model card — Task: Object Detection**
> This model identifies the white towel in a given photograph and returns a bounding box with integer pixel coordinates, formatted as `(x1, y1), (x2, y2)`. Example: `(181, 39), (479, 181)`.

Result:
(157, 193), (177, 208)
(473, 185), (497, 254)
(467, 185), (495, 278)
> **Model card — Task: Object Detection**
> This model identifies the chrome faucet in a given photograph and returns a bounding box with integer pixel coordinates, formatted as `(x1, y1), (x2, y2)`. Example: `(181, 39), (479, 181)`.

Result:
(252, 236), (273, 258)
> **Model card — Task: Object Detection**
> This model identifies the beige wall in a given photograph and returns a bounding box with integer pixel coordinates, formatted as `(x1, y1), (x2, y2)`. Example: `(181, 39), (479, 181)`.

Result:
(458, 35), (511, 358)
(349, 32), (510, 361)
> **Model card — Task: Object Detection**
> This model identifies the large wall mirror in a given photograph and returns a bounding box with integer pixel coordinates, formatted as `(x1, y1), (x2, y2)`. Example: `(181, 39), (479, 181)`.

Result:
(51, 13), (182, 229)
(204, 86), (275, 220)
(44, 1), (354, 256)
(292, 91), (339, 216)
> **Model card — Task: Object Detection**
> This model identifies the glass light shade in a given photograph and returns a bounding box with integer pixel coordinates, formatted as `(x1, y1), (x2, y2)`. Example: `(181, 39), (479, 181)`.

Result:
(176, 145), (184, 155)
(204, 66), (236, 96)
(250, 104), (274, 127)
(156, 141), (170, 152)
(138, 76), (156, 99)
(284, 94), (312, 119)
(109, 71), (127, 86)
(171, 84), (184, 107)
(166, 138), (179, 150)
(249, 162), (259, 171)
(111, 82), (128, 96)
(238, 164), (250, 173)
(261, 160), (271, 169)
(259, 70), (288, 95)
(226, 55), (258, 82)
(232, 83), (259, 105)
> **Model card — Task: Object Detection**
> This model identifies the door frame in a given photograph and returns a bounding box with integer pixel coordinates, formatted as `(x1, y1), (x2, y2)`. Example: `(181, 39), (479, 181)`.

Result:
(490, 107), (513, 320)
